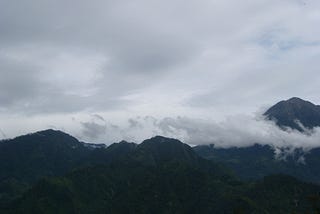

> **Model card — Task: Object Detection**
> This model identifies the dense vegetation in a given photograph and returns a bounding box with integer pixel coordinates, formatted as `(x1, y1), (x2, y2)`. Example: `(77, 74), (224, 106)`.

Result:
(194, 144), (320, 184)
(1, 130), (320, 213)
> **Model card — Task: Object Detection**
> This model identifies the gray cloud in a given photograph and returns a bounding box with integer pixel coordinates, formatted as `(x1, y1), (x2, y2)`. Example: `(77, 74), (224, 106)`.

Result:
(0, 128), (6, 139)
(0, 0), (200, 114)
(92, 114), (106, 122)
(81, 115), (107, 140)
(0, 53), (44, 108)
(1, 0), (320, 143)
(81, 121), (107, 140)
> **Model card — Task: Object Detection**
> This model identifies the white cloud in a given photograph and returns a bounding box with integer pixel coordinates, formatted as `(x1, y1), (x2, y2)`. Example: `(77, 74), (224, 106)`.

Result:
(1, 0), (320, 142)
(75, 113), (320, 150)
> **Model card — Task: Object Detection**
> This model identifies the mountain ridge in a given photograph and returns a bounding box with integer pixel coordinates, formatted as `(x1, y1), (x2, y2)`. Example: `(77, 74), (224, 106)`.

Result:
(2, 97), (320, 213)
(1, 128), (320, 213)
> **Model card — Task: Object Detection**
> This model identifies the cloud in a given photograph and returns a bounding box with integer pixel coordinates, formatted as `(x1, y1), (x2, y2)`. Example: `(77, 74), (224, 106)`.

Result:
(0, 129), (6, 139)
(81, 115), (107, 140)
(92, 114), (106, 122)
(0, 53), (43, 109)
(154, 115), (320, 149)
(1, 0), (320, 140)
(77, 113), (320, 150)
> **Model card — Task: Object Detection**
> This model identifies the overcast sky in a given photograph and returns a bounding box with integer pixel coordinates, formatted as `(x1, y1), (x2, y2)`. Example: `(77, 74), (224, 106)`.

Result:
(1, 0), (320, 146)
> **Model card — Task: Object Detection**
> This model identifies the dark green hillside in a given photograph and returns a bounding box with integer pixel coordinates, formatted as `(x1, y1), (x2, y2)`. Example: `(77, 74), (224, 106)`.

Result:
(0, 129), (89, 183)
(194, 144), (320, 184)
(82, 140), (137, 165)
(245, 174), (320, 214)
(0, 130), (135, 205)
(1, 130), (320, 213)
(4, 135), (320, 214)
(0, 129), (92, 205)
(5, 136), (240, 213)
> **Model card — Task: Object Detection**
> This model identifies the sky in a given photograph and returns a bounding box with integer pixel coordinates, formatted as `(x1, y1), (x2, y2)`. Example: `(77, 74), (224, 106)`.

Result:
(1, 0), (320, 146)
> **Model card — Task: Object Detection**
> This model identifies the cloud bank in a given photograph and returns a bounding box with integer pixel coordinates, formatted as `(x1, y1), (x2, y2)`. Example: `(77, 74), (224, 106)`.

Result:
(78, 114), (320, 150)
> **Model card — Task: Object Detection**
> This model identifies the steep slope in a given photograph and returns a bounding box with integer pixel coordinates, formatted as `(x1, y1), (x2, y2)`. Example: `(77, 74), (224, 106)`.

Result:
(264, 97), (320, 131)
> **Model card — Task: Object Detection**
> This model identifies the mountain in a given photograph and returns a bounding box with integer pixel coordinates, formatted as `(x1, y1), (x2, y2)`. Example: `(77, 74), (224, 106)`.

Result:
(0, 129), (93, 204)
(2, 130), (320, 213)
(84, 140), (137, 165)
(130, 136), (202, 166)
(0, 129), (90, 182)
(0, 131), (228, 207)
(0, 130), (136, 205)
(1, 134), (240, 213)
(5, 136), (320, 214)
(264, 97), (320, 131)
(6, 163), (241, 214)
(244, 174), (320, 213)
(9, 169), (320, 213)
(194, 144), (320, 183)
(127, 136), (232, 180)
(193, 97), (320, 183)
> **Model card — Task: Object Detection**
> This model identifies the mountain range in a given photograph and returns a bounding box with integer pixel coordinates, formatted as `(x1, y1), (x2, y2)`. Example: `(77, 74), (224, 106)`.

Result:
(1, 97), (320, 213)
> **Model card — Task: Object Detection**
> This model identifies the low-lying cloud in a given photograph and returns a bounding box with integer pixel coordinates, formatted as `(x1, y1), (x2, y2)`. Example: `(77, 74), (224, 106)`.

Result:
(79, 114), (320, 150)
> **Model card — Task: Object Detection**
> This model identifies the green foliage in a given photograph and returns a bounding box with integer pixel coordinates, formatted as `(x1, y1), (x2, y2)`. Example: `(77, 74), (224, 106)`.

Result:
(1, 131), (320, 213)
(194, 144), (320, 184)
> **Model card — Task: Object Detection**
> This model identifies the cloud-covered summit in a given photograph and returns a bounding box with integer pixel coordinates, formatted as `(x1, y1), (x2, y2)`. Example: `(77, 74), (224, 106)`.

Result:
(78, 111), (320, 150)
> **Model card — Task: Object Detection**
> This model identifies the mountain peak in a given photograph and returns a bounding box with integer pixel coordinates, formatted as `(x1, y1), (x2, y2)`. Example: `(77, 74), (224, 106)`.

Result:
(264, 97), (320, 131)
(286, 97), (316, 106)
(10, 129), (81, 148)
(145, 135), (181, 143)
(288, 97), (304, 101)
(34, 129), (70, 137)
(139, 135), (187, 151)
(38, 128), (59, 133)
(287, 97), (307, 103)
(134, 136), (200, 166)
